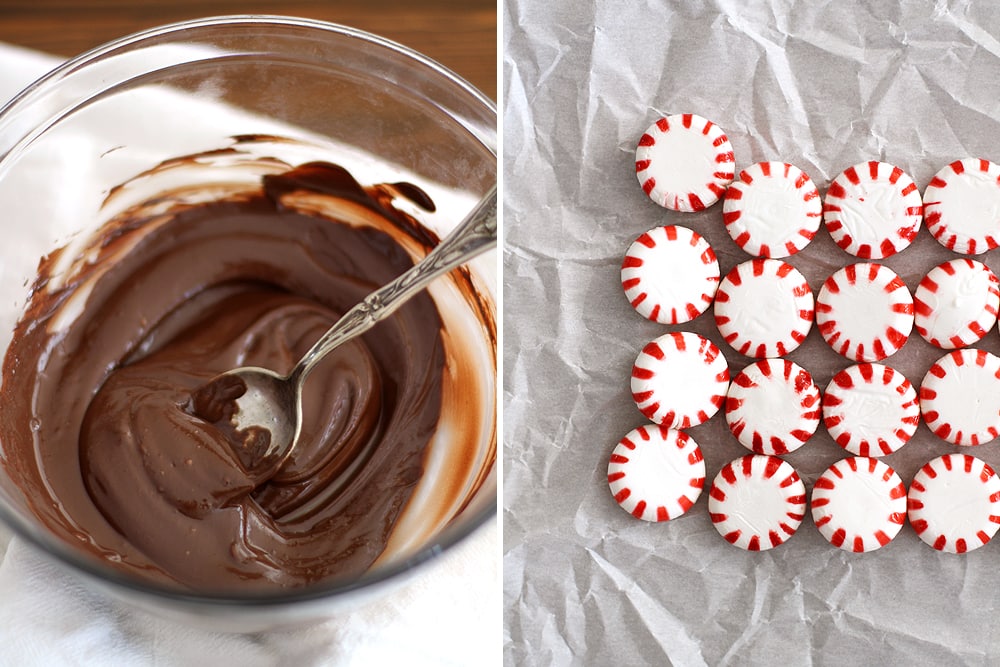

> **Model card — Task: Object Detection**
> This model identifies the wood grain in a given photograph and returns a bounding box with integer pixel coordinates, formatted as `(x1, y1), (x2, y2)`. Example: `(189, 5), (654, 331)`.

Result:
(0, 0), (497, 99)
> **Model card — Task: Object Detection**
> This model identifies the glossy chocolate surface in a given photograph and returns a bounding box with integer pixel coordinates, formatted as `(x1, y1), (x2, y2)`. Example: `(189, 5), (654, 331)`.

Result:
(0, 163), (490, 592)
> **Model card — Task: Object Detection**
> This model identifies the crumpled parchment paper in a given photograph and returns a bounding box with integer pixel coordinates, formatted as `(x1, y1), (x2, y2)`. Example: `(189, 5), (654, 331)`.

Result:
(503, 2), (1000, 664)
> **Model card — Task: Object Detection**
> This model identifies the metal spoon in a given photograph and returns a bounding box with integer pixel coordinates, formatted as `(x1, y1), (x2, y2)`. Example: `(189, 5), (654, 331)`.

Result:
(191, 185), (497, 478)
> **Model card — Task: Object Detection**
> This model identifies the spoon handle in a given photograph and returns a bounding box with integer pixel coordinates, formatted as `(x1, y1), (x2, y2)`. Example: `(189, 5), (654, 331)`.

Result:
(291, 185), (497, 383)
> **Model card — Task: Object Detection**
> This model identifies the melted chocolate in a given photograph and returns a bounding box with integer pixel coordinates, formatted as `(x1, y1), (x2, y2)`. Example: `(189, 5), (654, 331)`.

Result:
(0, 163), (485, 593)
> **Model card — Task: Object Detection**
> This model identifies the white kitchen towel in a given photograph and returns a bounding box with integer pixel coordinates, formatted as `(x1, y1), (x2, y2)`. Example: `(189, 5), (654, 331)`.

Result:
(0, 41), (497, 666)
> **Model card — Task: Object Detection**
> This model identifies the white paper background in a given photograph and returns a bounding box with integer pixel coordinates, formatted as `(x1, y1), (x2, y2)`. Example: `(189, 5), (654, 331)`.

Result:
(503, 2), (1000, 664)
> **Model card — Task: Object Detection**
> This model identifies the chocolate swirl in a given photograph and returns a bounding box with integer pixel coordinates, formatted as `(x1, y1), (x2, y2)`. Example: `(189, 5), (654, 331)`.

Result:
(0, 163), (488, 593)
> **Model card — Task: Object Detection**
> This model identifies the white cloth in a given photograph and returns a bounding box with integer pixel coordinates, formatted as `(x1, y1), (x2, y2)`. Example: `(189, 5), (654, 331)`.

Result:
(0, 42), (496, 666)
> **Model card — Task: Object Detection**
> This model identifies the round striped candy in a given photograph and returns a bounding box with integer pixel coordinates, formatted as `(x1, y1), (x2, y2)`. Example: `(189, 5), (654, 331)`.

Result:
(722, 161), (821, 258)
(709, 454), (806, 551)
(822, 161), (922, 259)
(815, 263), (914, 362)
(913, 258), (999, 349)
(924, 158), (1000, 255)
(631, 332), (730, 429)
(822, 363), (919, 457)
(908, 454), (1000, 553)
(621, 225), (719, 324)
(725, 359), (821, 456)
(714, 258), (813, 358)
(607, 424), (705, 522)
(811, 457), (906, 552)
(920, 348), (1000, 446)
(635, 113), (735, 212)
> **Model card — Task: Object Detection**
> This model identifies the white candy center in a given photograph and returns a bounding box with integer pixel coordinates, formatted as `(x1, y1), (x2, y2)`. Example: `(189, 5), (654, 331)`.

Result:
(826, 280), (895, 345)
(724, 474), (788, 534)
(643, 237), (714, 308)
(835, 384), (906, 442)
(918, 467), (993, 537)
(920, 265), (992, 340)
(738, 372), (804, 440)
(933, 170), (1000, 238)
(648, 126), (717, 195)
(625, 437), (695, 507)
(837, 180), (908, 246)
(657, 350), (719, 416)
(739, 174), (812, 245)
(722, 273), (800, 344)
(932, 362), (1000, 437)
(820, 470), (897, 537)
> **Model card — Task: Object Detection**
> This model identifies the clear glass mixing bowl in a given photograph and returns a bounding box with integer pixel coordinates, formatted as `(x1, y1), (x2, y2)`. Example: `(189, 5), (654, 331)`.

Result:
(0, 15), (496, 630)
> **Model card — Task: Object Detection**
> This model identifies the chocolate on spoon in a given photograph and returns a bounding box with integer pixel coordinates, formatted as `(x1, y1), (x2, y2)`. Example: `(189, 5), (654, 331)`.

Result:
(192, 185), (497, 479)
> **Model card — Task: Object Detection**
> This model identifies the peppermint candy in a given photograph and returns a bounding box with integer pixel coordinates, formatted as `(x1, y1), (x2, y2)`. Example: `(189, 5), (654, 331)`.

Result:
(722, 161), (822, 258)
(924, 158), (1000, 255)
(725, 359), (820, 456)
(913, 258), (999, 349)
(908, 454), (1000, 553)
(823, 161), (922, 259)
(811, 457), (906, 552)
(607, 424), (705, 522)
(920, 348), (1000, 446)
(714, 258), (813, 358)
(621, 225), (719, 324)
(709, 455), (806, 551)
(635, 113), (735, 211)
(815, 263), (914, 362)
(822, 363), (919, 457)
(631, 332), (729, 429)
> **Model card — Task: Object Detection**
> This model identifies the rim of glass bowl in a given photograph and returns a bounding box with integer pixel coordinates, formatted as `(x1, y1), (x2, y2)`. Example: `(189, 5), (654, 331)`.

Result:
(0, 15), (497, 608)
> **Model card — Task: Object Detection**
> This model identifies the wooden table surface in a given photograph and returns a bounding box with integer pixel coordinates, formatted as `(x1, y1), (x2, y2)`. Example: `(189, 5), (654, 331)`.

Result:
(0, 0), (497, 100)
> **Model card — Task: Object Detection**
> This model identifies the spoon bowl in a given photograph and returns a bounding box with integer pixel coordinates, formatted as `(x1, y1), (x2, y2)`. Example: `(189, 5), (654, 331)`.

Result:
(190, 368), (300, 476)
(193, 184), (497, 477)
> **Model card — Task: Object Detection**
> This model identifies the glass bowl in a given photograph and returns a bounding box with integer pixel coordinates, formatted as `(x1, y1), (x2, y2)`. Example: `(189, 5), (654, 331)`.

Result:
(0, 15), (496, 630)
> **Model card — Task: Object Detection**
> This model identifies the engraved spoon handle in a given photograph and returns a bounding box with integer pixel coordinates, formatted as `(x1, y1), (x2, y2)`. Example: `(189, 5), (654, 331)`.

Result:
(291, 185), (497, 384)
